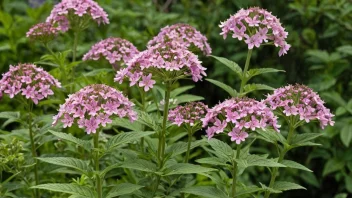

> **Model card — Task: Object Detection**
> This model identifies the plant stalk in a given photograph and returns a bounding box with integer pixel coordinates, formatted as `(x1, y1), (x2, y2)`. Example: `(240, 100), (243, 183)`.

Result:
(184, 128), (192, 163)
(264, 124), (295, 198)
(72, 31), (79, 63)
(239, 49), (253, 94)
(94, 130), (102, 198)
(231, 144), (242, 197)
(28, 104), (39, 198)
(158, 82), (171, 165)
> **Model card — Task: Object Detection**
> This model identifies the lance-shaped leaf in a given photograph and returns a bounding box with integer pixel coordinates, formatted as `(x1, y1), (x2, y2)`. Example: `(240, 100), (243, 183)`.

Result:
(163, 163), (216, 176)
(235, 185), (263, 197)
(208, 138), (234, 162)
(206, 79), (238, 97)
(242, 84), (274, 95)
(181, 186), (229, 198)
(281, 160), (312, 172)
(256, 128), (286, 145)
(166, 140), (205, 157)
(32, 183), (96, 197)
(175, 94), (204, 104)
(105, 183), (143, 198)
(112, 118), (143, 131)
(245, 68), (284, 81)
(120, 159), (157, 173)
(272, 181), (306, 191)
(290, 133), (323, 149)
(106, 131), (154, 151)
(170, 85), (195, 97)
(37, 157), (92, 175)
(196, 157), (228, 166)
(211, 55), (242, 77)
(235, 154), (286, 168)
(49, 130), (92, 151)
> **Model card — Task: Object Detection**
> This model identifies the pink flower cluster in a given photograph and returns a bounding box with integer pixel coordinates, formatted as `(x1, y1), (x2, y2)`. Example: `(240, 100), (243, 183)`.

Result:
(168, 102), (208, 127)
(0, 63), (61, 104)
(46, 0), (109, 32)
(220, 7), (291, 56)
(265, 84), (335, 129)
(52, 84), (137, 134)
(26, 22), (60, 42)
(114, 42), (206, 91)
(202, 97), (280, 144)
(83, 37), (139, 69)
(147, 23), (212, 56)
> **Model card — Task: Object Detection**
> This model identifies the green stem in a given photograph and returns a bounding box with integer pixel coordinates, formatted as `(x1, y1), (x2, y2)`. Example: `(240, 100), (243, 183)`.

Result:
(94, 130), (102, 198)
(72, 31), (79, 63)
(44, 44), (67, 85)
(138, 87), (146, 153)
(231, 144), (242, 197)
(158, 82), (171, 165)
(264, 124), (295, 198)
(184, 128), (192, 163)
(152, 89), (161, 118)
(239, 49), (253, 94)
(28, 104), (39, 198)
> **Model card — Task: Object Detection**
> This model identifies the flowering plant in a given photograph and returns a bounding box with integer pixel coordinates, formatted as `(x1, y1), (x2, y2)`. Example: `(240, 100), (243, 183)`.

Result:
(0, 2), (336, 198)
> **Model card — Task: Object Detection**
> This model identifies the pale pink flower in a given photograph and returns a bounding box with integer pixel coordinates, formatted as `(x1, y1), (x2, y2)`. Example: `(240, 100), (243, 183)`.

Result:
(228, 128), (249, 144)
(0, 63), (61, 104)
(168, 102), (208, 127)
(139, 74), (156, 92)
(26, 22), (60, 43)
(53, 84), (137, 134)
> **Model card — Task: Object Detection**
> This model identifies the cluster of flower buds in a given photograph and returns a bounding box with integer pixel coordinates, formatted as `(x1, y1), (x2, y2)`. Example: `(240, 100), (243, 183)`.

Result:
(0, 63), (61, 104)
(168, 102), (208, 127)
(220, 7), (290, 56)
(83, 37), (139, 70)
(26, 22), (60, 43)
(265, 84), (335, 129)
(202, 97), (280, 144)
(148, 23), (212, 56)
(52, 84), (137, 134)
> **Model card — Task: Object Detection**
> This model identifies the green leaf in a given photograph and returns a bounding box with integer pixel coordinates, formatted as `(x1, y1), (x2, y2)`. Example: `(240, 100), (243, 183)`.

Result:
(281, 160), (312, 172)
(106, 131), (154, 151)
(344, 175), (352, 193)
(100, 164), (121, 178)
(210, 55), (242, 77)
(105, 183), (143, 198)
(49, 130), (92, 151)
(83, 68), (113, 77)
(111, 118), (143, 131)
(235, 185), (263, 197)
(170, 86), (194, 97)
(323, 158), (345, 176)
(32, 183), (95, 197)
(208, 139), (234, 162)
(0, 111), (20, 120)
(175, 94), (204, 104)
(256, 128), (286, 144)
(196, 157), (228, 166)
(260, 183), (282, 194)
(37, 157), (91, 175)
(120, 159), (157, 173)
(166, 140), (204, 157)
(163, 163), (216, 175)
(206, 79), (238, 97)
(340, 124), (352, 147)
(242, 84), (274, 95)
(181, 186), (228, 198)
(236, 154), (286, 168)
(290, 133), (322, 147)
(135, 110), (159, 130)
(245, 68), (284, 80)
(272, 181), (306, 191)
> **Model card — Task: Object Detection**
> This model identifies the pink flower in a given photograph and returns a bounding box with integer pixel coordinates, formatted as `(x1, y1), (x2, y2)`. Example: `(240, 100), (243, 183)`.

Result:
(148, 23), (212, 56)
(26, 22), (60, 43)
(0, 63), (61, 104)
(203, 97), (279, 142)
(228, 128), (249, 144)
(265, 84), (335, 129)
(139, 74), (156, 91)
(220, 7), (290, 56)
(115, 42), (206, 91)
(168, 102), (208, 127)
(46, 0), (109, 32)
(83, 37), (139, 70)
(52, 84), (137, 134)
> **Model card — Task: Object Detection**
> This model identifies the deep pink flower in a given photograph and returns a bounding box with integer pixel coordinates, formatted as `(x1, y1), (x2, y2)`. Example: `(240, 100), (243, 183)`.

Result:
(220, 7), (290, 56)
(46, 0), (109, 32)
(114, 42), (206, 91)
(0, 63), (61, 104)
(26, 22), (60, 43)
(53, 84), (137, 134)
(202, 97), (280, 143)
(265, 84), (335, 129)
(168, 102), (208, 127)
(83, 37), (139, 70)
(147, 23), (212, 55)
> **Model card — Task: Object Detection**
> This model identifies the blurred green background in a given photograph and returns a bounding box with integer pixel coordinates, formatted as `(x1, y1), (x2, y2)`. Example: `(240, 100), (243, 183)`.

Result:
(0, 0), (351, 197)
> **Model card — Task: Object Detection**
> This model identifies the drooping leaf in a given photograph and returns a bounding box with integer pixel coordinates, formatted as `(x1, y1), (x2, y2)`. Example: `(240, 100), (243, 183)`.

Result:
(256, 129), (286, 144)
(181, 186), (228, 198)
(323, 158), (345, 176)
(32, 183), (95, 197)
(120, 159), (157, 173)
(106, 131), (154, 151)
(208, 138), (234, 162)
(170, 86), (194, 97)
(210, 55), (242, 77)
(163, 163), (216, 176)
(281, 160), (312, 172)
(340, 124), (352, 147)
(100, 164), (121, 178)
(105, 183), (143, 198)
(37, 157), (92, 175)
(0, 111), (20, 120)
(272, 181), (306, 191)
(49, 130), (92, 151)
(206, 79), (238, 97)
